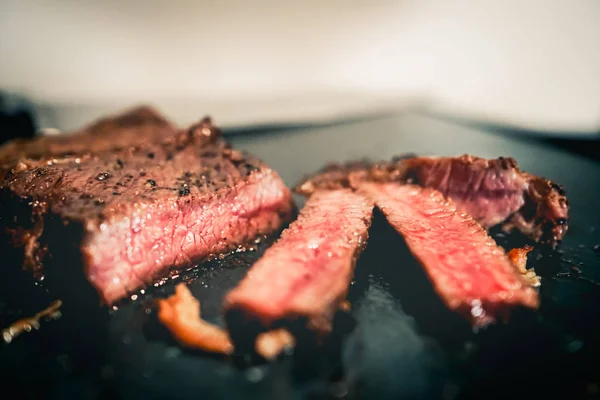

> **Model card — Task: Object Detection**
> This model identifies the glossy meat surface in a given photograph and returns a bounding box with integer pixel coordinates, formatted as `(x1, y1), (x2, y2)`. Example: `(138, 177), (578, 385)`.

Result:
(358, 183), (539, 327)
(225, 189), (373, 332)
(296, 155), (569, 247)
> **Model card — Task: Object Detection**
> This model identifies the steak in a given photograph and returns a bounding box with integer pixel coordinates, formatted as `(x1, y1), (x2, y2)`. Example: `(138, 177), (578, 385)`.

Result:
(224, 189), (373, 333)
(296, 155), (569, 247)
(358, 183), (539, 327)
(0, 109), (293, 305)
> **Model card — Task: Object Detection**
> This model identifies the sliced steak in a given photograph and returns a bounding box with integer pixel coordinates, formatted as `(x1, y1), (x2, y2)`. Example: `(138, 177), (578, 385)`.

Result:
(358, 183), (539, 327)
(224, 189), (373, 333)
(295, 155), (569, 247)
(1, 111), (293, 305)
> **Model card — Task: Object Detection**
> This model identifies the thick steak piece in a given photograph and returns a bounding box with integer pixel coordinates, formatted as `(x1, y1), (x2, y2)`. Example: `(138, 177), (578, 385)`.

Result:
(224, 189), (373, 333)
(295, 155), (569, 247)
(0, 110), (293, 305)
(358, 183), (539, 327)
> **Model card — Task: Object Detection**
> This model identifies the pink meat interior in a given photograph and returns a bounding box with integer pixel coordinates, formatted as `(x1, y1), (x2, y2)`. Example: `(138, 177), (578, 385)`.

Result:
(359, 182), (539, 326)
(410, 158), (528, 227)
(225, 189), (373, 330)
(84, 171), (292, 304)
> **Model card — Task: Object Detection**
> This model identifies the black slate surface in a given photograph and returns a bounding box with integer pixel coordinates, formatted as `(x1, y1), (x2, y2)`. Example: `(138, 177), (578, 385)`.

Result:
(1, 112), (599, 400)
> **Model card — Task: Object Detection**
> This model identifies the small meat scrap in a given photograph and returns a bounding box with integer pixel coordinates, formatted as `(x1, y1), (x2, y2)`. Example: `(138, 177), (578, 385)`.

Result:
(508, 245), (541, 287)
(358, 183), (539, 327)
(339, 300), (351, 312)
(225, 189), (373, 333)
(295, 155), (569, 248)
(255, 329), (295, 360)
(1, 300), (62, 344)
(157, 284), (233, 355)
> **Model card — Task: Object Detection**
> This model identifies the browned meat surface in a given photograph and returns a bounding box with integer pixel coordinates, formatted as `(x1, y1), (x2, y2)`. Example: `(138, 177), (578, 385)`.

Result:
(508, 245), (540, 287)
(296, 155), (569, 247)
(1, 109), (293, 304)
(358, 183), (539, 327)
(157, 284), (234, 355)
(224, 189), (373, 333)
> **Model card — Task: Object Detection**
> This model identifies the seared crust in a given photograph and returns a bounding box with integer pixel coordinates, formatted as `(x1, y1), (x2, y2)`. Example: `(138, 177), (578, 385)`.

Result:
(295, 155), (569, 248)
(0, 109), (289, 281)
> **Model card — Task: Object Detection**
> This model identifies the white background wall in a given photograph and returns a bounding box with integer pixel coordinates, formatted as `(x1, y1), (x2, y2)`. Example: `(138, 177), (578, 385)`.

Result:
(1, 0), (599, 133)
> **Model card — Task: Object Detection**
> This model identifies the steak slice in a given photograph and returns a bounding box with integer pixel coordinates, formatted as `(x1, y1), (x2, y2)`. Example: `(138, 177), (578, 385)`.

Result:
(224, 189), (373, 333)
(1, 112), (294, 305)
(295, 155), (569, 247)
(358, 183), (540, 327)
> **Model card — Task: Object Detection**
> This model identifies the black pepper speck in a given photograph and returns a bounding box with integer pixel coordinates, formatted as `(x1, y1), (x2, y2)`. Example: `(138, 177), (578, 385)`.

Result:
(245, 163), (260, 173)
(96, 172), (111, 181)
(551, 182), (566, 195)
(178, 186), (190, 196)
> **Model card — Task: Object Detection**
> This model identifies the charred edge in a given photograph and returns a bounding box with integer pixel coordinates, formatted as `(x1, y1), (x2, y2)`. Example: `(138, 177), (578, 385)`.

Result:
(293, 161), (367, 195)
(295, 154), (526, 196)
(493, 156), (519, 170)
(293, 154), (418, 196)
(40, 216), (105, 312)
(1, 195), (104, 312)
(517, 175), (569, 247)
(0, 192), (50, 278)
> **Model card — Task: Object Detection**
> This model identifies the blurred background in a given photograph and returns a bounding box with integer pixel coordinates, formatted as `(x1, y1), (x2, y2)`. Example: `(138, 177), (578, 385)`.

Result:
(1, 0), (599, 141)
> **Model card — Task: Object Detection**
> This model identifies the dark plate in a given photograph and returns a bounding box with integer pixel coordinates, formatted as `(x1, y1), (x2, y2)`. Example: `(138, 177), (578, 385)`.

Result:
(1, 112), (599, 400)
